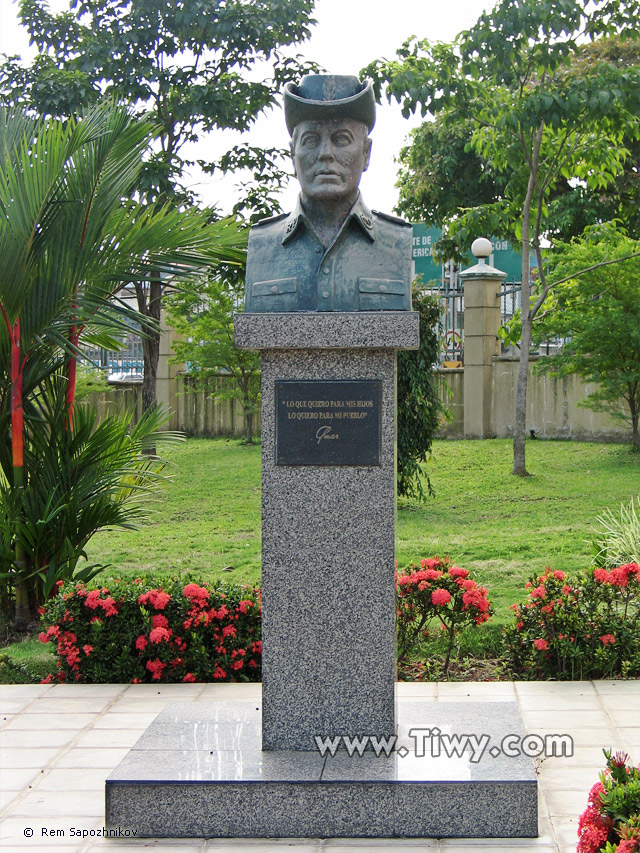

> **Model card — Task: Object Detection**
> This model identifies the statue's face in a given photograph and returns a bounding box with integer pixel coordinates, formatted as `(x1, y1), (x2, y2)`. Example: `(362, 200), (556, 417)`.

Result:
(292, 118), (372, 205)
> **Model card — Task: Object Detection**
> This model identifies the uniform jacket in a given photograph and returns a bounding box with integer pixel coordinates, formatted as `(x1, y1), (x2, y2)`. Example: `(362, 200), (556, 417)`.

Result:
(244, 194), (412, 313)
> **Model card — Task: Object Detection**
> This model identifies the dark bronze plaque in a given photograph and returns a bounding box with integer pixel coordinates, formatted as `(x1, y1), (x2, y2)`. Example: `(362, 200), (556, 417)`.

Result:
(275, 380), (381, 466)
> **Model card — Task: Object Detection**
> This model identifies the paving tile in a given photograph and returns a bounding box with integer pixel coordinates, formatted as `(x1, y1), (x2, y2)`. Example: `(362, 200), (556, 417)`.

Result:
(208, 844), (321, 851)
(3, 713), (95, 731)
(0, 849), (82, 853)
(0, 700), (34, 715)
(31, 767), (111, 791)
(604, 706), (640, 728)
(618, 727), (640, 754)
(92, 711), (159, 729)
(0, 817), (103, 847)
(197, 683), (262, 701)
(0, 789), (21, 810)
(53, 746), (130, 769)
(324, 842), (436, 850)
(106, 696), (190, 713)
(517, 692), (601, 711)
(0, 729), (78, 749)
(0, 747), (62, 768)
(599, 693), (640, 712)
(593, 680), (640, 695)
(515, 681), (595, 694)
(119, 683), (204, 698)
(21, 697), (113, 714)
(396, 683), (437, 698)
(71, 728), (144, 749)
(0, 685), (52, 699)
(435, 683), (517, 701)
(8, 788), (103, 818)
(439, 845), (556, 851)
(1, 766), (44, 790)
(544, 787), (595, 817)
(90, 844), (206, 852)
(44, 684), (125, 698)
(520, 709), (611, 729)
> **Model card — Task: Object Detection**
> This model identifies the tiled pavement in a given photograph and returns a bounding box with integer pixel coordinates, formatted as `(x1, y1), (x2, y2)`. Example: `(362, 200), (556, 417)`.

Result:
(1, 680), (638, 853)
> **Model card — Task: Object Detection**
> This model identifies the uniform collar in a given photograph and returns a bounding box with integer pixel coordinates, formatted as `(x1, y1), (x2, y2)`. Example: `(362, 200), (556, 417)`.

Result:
(282, 193), (376, 245)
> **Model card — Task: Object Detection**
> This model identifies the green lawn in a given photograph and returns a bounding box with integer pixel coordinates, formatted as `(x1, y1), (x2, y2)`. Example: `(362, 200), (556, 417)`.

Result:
(83, 436), (639, 625)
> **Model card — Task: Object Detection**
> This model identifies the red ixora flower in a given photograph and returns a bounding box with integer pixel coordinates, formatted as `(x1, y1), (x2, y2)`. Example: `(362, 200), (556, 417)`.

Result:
(149, 626), (173, 644)
(146, 659), (166, 681)
(600, 634), (615, 646)
(183, 583), (209, 602)
(533, 638), (549, 651)
(212, 665), (226, 680)
(448, 566), (470, 579)
(138, 589), (171, 610)
(431, 588), (452, 606)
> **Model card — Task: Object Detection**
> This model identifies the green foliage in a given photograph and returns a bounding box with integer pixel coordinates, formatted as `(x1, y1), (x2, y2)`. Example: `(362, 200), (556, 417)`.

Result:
(593, 497), (640, 568)
(396, 556), (492, 675)
(505, 564), (640, 680)
(1, 0), (318, 212)
(0, 399), (184, 613)
(395, 118), (507, 228)
(0, 102), (246, 623)
(577, 749), (640, 853)
(364, 0), (640, 474)
(534, 229), (640, 448)
(74, 365), (110, 400)
(39, 577), (261, 683)
(396, 289), (447, 500)
(166, 272), (260, 444)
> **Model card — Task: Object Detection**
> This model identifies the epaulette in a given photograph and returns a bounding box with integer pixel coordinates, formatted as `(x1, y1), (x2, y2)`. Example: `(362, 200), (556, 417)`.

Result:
(253, 211), (289, 227)
(372, 209), (411, 227)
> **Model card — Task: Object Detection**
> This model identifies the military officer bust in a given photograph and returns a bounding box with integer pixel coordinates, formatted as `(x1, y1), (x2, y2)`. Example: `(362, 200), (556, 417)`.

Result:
(244, 74), (412, 313)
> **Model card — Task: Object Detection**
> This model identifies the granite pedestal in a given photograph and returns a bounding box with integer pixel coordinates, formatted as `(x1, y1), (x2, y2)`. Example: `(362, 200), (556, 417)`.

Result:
(105, 312), (538, 838)
(105, 698), (538, 838)
(241, 313), (420, 751)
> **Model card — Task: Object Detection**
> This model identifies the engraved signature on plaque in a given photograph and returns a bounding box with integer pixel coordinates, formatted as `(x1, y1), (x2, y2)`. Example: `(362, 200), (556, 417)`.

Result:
(275, 380), (381, 466)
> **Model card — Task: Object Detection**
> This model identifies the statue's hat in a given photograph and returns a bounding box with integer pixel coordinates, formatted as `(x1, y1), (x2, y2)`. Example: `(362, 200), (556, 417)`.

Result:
(283, 74), (376, 136)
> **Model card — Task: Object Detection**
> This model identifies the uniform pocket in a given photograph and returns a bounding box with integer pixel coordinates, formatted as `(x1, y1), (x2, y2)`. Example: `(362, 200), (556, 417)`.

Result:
(250, 278), (298, 311)
(358, 278), (407, 310)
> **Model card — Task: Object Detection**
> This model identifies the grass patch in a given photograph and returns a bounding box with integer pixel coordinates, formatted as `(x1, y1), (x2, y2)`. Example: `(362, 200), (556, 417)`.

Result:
(80, 437), (639, 628)
(0, 638), (55, 683)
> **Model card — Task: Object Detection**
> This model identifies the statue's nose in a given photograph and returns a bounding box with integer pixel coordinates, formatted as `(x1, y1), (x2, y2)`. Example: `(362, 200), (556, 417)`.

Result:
(317, 137), (335, 160)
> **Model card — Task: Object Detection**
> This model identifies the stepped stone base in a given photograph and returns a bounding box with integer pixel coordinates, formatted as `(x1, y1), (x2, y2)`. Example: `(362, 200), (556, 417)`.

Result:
(105, 698), (538, 838)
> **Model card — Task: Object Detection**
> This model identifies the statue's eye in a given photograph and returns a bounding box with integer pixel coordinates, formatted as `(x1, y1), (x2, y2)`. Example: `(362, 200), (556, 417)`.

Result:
(334, 134), (350, 146)
(300, 133), (319, 147)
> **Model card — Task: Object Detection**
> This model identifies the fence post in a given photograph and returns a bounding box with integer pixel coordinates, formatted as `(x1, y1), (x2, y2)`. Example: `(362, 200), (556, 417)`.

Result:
(459, 238), (506, 439)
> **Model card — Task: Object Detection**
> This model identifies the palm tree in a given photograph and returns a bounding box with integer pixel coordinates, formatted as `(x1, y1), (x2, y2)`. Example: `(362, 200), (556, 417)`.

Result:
(0, 102), (247, 627)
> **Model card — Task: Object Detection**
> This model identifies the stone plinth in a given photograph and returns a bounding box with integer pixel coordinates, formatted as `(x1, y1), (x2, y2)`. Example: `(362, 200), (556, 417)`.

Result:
(105, 698), (538, 838)
(236, 311), (419, 751)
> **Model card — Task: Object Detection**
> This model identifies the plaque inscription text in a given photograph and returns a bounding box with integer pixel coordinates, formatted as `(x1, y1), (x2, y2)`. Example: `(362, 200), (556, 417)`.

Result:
(275, 380), (381, 466)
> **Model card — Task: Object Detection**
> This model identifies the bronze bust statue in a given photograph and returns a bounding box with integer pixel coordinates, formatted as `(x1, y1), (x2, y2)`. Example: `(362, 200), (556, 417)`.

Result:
(244, 74), (412, 313)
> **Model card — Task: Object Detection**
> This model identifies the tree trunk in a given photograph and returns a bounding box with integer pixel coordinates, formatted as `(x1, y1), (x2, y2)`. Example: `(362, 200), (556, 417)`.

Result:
(135, 274), (163, 414)
(513, 126), (543, 477)
(513, 311), (532, 476)
(245, 409), (254, 445)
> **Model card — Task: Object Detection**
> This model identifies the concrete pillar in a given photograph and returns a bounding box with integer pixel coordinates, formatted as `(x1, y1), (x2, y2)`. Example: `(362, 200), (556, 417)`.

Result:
(459, 238), (506, 439)
(156, 310), (184, 430)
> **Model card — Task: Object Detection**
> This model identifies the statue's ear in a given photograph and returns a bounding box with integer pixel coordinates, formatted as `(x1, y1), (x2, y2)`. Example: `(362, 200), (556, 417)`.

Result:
(289, 141), (297, 177)
(363, 137), (372, 173)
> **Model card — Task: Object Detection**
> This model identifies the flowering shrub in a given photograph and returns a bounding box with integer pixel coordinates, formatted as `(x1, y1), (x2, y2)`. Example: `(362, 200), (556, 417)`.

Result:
(505, 564), (640, 679)
(577, 749), (640, 853)
(39, 577), (261, 683)
(396, 557), (492, 673)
